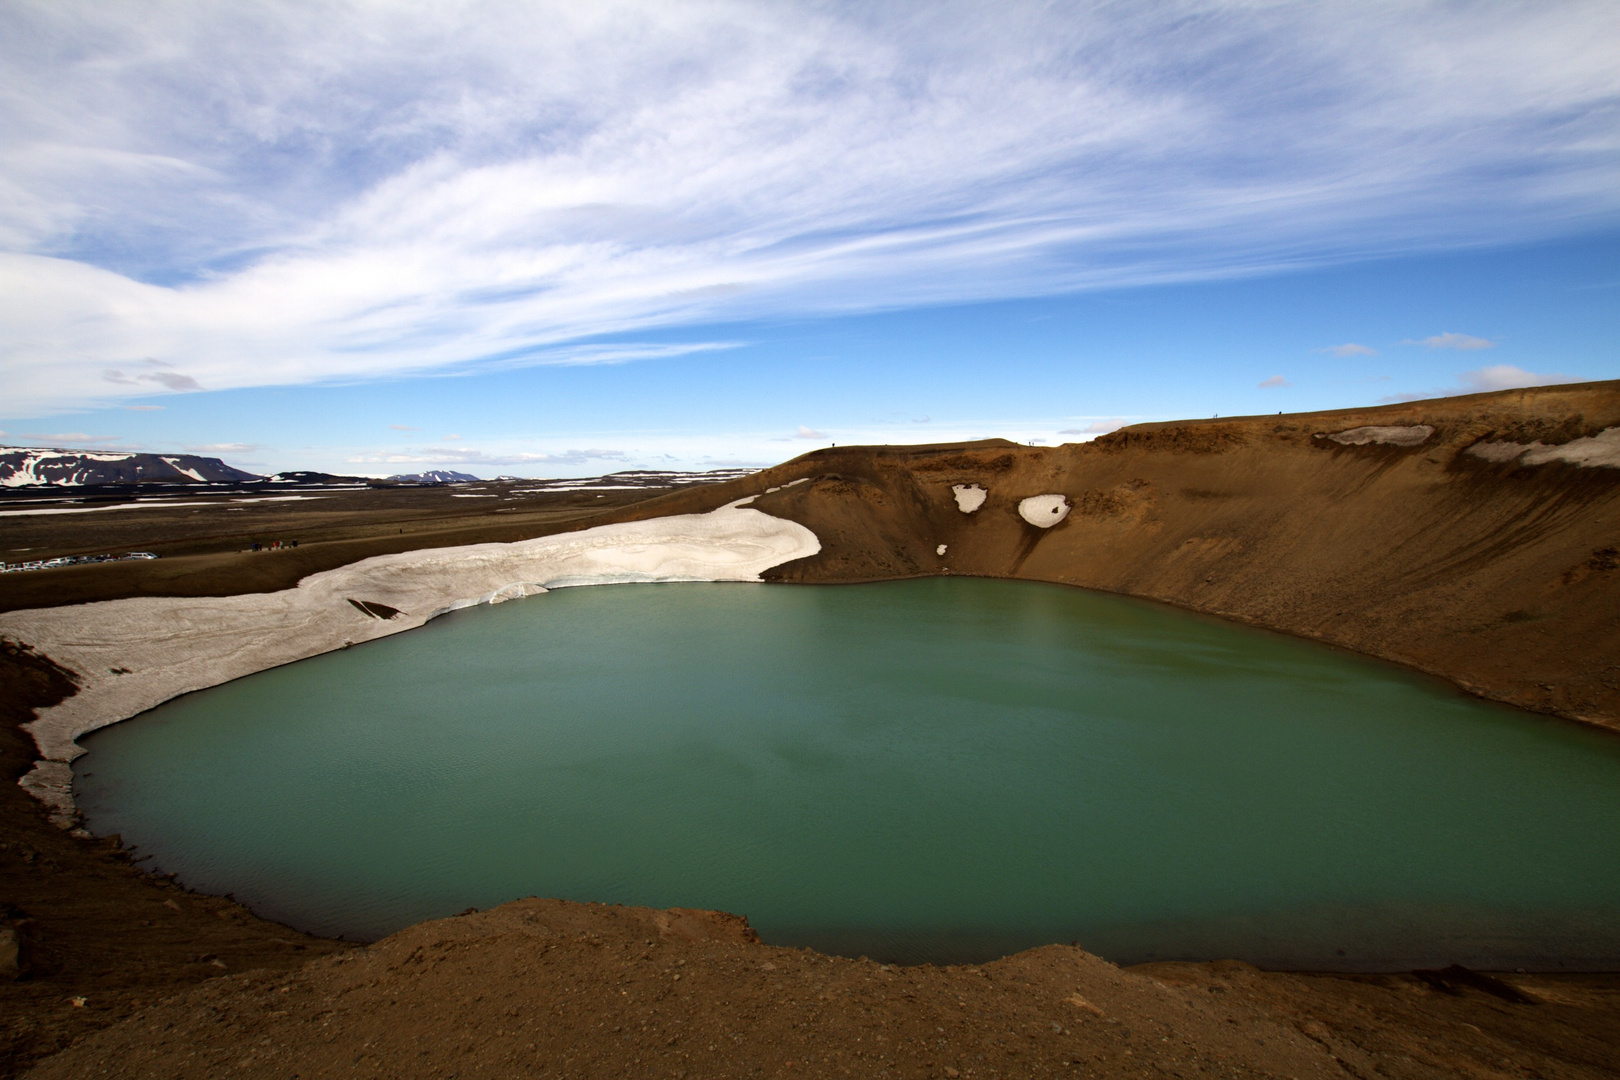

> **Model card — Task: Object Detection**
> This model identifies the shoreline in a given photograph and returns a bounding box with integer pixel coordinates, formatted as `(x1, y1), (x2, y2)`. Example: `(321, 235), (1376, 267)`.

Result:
(48, 570), (1620, 975)
(0, 497), (818, 827)
(784, 571), (1620, 739)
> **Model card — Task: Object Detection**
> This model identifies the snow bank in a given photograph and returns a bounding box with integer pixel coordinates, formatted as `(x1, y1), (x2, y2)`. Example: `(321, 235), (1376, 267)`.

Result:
(0, 502), (215, 517)
(1, 500), (819, 825)
(1018, 494), (1070, 527)
(161, 456), (209, 482)
(1466, 427), (1620, 469)
(1320, 425), (1434, 447)
(232, 495), (327, 503)
(951, 484), (987, 512)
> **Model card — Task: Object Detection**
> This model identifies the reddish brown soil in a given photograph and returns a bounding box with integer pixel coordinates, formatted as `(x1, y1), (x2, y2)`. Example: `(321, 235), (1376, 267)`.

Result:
(23, 897), (1620, 1080)
(0, 642), (350, 1078)
(745, 381), (1620, 732)
(5, 384), (1620, 1078)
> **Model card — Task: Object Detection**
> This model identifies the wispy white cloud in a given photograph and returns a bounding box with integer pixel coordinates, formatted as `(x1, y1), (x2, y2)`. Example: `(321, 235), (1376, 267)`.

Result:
(99, 360), (204, 392)
(474, 341), (744, 372)
(1379, 364), (1580, 402)
(1405, 332), (1498, 351)
(793, 426), (827, 440)
(1457, 364), (1578, 393)
(348, 446), (628, 468)
(122, 404), (166, 411)
(1257, 375), (1291, 388)
(184, 442), (256, 453)
(1058, 419), (1127, 436)
(1317, 343), (1377, 357)
(388, 423), (420, 431)
(18, 431), (136, 449)
(3, 1), (1618, 416)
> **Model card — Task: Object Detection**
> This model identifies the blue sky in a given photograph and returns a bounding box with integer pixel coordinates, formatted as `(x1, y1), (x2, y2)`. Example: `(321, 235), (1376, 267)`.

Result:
(2, 2), (1617, 477)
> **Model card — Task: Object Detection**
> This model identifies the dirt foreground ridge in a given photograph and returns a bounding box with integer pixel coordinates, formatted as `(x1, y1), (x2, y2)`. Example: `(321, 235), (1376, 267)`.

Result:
(4, 382), (1620, 1078)
(25, 896), (1620, 1080)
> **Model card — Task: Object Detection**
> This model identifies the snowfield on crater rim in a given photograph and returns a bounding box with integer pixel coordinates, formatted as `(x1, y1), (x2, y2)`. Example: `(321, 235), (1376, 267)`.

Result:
(952, 484), (987, 513)
(1018, 494), (1071, 527)
(1319, 425), (1434, 447)
(1466, 426), (1620, 468)
(1, 499), (819, 826)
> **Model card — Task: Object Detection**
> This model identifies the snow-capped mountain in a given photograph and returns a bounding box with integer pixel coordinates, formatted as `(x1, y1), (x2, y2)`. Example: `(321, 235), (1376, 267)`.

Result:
(0, 447), (263, 487)
(385, 470), (482, 484)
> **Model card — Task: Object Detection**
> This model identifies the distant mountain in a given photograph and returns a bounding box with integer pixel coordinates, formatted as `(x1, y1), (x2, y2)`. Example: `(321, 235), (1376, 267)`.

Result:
(265, 470), (371, 485)
(0, 446), (263, 487)
(385, 470), (482, 484)
(0, 453), (754, 491)
(510, 468), (757, 491)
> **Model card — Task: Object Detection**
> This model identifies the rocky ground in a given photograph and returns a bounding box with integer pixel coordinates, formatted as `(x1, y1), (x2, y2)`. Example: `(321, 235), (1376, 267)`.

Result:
(4, 382), (1619, 1077)
(0, 641), (351, 1077)
(19, 895), (1620, 1080)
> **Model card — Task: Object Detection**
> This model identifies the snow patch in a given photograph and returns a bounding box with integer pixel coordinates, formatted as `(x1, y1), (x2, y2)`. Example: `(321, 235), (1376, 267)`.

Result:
(1465, 441), (1529, 463)
(231, 495), (327, 503)
(0, 501), (216, 517)
(512, 485), (649, 492)
(1018, 494), (1070, 527)
(951, 484), (987, 513)
(2, 501), (820, 825)
(1320, 425), (1434, 447)
(161, 457), (210, 482)
(936, 544), (948, 556)
(1466, 427), (1620, 469)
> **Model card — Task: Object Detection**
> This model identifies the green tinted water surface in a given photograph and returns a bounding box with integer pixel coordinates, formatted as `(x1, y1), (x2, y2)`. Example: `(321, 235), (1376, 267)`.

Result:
(76, 579), (1620, 967)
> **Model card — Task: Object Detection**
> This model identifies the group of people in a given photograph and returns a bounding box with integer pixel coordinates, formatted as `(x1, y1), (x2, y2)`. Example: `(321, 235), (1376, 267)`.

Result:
(249, 539), (300, 552)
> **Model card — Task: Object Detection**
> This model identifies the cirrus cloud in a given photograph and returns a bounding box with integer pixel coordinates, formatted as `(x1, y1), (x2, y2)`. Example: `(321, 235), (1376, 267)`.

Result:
(1406, 332), (1498, 351)
(1379, 363), (1581, 402)
(1058, 419), (1128, 436)
(184, 442), (256, 453)
(3, 1), (1619, 417)
(1457, 364), (1578, 393)
(347, 446), (629, 468)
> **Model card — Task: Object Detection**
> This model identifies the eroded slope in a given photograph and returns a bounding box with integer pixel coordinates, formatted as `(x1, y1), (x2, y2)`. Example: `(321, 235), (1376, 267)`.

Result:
(714, 382), (1620, 730)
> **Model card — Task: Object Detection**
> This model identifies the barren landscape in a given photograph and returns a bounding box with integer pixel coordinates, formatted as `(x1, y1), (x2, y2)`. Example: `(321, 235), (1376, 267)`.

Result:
(3, 382), (1620, 1078)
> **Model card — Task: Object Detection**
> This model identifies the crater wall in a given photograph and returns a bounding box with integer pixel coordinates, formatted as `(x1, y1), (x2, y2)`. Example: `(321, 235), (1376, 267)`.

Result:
(608, 381), (1620, 733)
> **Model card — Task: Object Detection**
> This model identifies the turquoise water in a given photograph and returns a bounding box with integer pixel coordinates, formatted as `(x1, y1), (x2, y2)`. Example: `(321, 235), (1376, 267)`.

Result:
(76, 579), (1620, 968)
